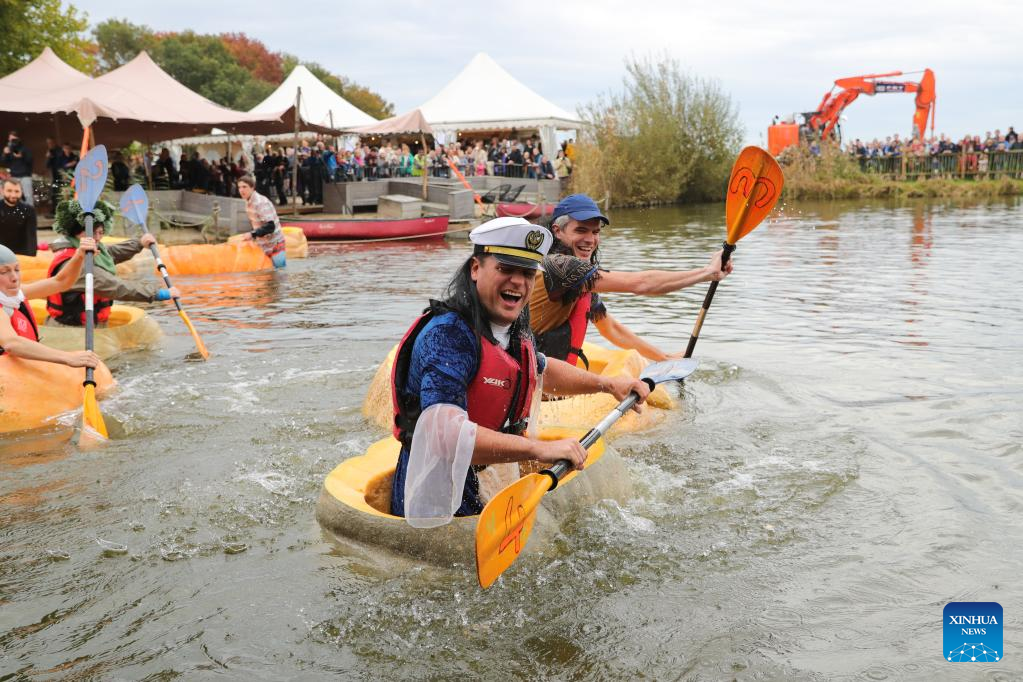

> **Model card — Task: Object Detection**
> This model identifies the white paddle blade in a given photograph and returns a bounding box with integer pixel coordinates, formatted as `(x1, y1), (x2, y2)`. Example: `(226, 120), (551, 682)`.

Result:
(641, 358), (698, 385)
(120, 184), (149, 227)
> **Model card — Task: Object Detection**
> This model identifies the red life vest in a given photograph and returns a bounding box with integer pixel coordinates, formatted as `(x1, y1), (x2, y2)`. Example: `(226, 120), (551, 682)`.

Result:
(45, 247), (112, 326)
(535, 292), (591, 369)
(391, 311), (538, 446)
(1, 300), (40, 355)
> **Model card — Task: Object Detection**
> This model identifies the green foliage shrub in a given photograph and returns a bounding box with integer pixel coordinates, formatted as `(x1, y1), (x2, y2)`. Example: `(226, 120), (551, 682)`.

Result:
(571, 55), (743, 207)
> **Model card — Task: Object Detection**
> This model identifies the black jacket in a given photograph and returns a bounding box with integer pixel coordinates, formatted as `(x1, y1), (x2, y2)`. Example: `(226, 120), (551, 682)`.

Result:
(2, 142), (33, 178)
(0, 200), (38, 255)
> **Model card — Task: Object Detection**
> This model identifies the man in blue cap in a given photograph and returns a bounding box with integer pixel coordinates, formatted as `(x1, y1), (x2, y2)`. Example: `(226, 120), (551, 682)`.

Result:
(529, 194), (730, 366)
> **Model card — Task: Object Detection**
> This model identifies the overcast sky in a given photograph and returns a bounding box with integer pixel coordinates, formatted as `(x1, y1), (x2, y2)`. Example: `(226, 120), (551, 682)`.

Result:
(73, 0), (1019, 144)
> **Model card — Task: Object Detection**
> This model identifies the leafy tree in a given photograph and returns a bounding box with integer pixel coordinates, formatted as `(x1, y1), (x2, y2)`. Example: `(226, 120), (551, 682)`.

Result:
(572, 55), (743, 206)
(287, 58), (394, 120)
(150, 32), (274, 110)
(220, 32), (283, 84)
(88, 23), (393, 119)
(343, 83), (395, 120)
(92, 18), (155, 71)
(0, 0), (96, 76)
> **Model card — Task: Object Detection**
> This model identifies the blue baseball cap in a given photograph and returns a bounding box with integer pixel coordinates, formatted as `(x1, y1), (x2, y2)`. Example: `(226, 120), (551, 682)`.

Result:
(551, 194), (609, 225)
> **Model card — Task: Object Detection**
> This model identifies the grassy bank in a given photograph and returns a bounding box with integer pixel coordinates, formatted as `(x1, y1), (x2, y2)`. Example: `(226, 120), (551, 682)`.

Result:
(780, 146), (1023, 200)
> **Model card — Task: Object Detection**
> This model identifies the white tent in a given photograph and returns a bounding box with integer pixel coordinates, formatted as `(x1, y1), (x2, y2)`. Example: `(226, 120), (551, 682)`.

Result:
(417, 53), (580, 159)
(162, 64), (376, 159)
(250, 64), (376, 130)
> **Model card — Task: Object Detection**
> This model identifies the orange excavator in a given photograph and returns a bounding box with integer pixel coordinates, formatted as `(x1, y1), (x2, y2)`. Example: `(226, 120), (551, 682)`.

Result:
(768, 69), (936, 155)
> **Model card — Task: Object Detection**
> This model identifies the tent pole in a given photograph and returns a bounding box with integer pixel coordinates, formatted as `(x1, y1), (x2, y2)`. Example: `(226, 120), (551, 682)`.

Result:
(292, 86), (301, 216)
(421, 132), (428, 200)
(143, 139), (154, 192)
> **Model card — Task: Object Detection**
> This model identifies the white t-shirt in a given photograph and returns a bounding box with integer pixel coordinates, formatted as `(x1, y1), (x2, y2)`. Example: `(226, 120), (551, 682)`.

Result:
(490, 322), (511, 350)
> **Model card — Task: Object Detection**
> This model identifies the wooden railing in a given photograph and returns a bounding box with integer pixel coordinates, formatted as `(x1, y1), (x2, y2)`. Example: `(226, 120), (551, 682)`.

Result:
(856, 150), (1023, 180)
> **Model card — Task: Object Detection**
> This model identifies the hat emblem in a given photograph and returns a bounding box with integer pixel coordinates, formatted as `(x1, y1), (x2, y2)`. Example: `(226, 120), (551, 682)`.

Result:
(525, 230), (545, 251)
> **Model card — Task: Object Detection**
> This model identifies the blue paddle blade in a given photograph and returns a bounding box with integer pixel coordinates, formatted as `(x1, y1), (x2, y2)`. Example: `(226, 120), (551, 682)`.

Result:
(74, 145), (108, 213)
(641, 358), (698, 384)
(120, 184), (149, 227)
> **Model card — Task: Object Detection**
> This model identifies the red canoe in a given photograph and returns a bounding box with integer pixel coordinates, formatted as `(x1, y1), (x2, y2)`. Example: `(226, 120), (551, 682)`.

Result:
(281, 216), (449, 241)
(495, 202), (555, 220)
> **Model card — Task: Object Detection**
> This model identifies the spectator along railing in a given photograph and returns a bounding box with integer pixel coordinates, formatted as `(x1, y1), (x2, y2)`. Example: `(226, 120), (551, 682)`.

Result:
(857, 150), (1023, 180)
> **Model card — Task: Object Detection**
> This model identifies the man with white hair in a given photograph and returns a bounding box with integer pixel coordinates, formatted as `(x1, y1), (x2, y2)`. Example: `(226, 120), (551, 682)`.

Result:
(530, 194), (731, 367)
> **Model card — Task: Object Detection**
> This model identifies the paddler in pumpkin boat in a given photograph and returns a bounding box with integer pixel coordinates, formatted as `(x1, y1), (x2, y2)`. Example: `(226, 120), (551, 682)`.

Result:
(389, 216), (650, 526)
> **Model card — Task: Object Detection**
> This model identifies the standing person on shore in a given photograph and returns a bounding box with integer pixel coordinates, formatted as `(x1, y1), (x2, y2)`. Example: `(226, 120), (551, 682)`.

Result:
(389, 217), (649, 523)
(44, 138), (66, 215)
(554, 149), (571, 176)
(2, 131), (34, 206)
(528, 194), (731, 365)
(0, 178), (37, 256)
(0, 242), (101, 367)
(237, 175), (286, 269)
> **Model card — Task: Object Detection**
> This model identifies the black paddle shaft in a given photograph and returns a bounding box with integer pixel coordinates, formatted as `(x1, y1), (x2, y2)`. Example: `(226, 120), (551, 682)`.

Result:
(83, 213), (96, 387)
(684, 241), (735, 359)
(541, 377), (657, 486)
(148, 244), (184, 313)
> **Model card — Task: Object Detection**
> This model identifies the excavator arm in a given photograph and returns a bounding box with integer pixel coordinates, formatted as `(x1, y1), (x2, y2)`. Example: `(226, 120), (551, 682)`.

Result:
(807, 69), (936, 141)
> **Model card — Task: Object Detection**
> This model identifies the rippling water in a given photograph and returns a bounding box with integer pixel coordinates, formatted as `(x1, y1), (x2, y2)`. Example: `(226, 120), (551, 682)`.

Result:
(2, 198), (1021, 680)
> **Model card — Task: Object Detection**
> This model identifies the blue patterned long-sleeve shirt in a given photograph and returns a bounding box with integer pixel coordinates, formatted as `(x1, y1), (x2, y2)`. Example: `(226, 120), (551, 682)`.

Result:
(390, 311), (545, 517)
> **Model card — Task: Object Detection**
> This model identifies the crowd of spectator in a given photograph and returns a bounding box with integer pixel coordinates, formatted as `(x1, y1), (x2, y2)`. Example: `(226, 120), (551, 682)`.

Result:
(1, 131), (578, 212)
(845, 127), (1020, 158)
(150, 133), (576, 206)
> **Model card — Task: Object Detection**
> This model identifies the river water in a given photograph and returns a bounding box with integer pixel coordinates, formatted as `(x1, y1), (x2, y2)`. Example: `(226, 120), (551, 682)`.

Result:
(2, 198), (1021, 680)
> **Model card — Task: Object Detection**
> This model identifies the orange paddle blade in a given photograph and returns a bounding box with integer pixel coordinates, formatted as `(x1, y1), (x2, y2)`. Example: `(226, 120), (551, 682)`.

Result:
(725, 146), (784, 244)
(476, 473), (550, 588)
(79, 384), (108, 444)
(178, 309), (210, 360)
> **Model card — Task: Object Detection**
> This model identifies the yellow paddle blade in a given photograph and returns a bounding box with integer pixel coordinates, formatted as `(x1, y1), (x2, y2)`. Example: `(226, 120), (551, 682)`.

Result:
(80, 383), (108, 443)
(725, 146), (784, 244)
(178, 309), (210, 360)
(476, 473), (551, 588)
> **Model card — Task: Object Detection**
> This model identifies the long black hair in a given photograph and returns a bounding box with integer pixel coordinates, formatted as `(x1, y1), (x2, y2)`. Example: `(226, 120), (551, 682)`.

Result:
(428, 253), (532, 346)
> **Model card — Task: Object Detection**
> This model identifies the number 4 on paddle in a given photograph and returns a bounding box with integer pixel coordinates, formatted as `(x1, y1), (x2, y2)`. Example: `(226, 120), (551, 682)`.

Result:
(475, 358), (699, 588)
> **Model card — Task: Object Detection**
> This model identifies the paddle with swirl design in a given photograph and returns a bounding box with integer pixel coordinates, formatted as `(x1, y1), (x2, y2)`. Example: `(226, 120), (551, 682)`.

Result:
(683, 146), (784, 358)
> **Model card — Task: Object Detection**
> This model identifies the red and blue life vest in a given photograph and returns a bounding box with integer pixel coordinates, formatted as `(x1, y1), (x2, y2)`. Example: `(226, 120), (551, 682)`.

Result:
(391, 311), (538, 446)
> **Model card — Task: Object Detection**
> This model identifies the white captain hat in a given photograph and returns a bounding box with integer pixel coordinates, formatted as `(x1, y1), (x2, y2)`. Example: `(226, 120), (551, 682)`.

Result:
(469, 217), (553, 271)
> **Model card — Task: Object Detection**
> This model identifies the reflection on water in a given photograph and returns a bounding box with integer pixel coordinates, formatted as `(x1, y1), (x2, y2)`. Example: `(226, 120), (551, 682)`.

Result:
(2, 198), (1021, 679)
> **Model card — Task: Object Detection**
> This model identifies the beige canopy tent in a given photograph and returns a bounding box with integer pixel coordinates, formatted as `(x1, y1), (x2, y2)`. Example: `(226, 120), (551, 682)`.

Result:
(0, 47), (91, 93)
(0, 50), (327, 170)
(0, 48), (94, 172)
(350, 108), (434, 198)
(350, 108), (433, 137)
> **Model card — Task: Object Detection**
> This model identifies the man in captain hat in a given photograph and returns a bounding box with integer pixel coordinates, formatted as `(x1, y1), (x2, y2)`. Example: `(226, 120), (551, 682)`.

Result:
(389, 216), (650, 525)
